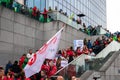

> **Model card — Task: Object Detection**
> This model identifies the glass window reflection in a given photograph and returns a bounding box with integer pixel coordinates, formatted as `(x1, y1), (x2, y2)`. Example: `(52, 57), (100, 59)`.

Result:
(25, 0), (106, 28)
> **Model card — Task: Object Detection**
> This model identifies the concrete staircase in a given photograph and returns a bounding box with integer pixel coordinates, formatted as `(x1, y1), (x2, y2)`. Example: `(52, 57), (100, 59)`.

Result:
(80, 51), (120, 80)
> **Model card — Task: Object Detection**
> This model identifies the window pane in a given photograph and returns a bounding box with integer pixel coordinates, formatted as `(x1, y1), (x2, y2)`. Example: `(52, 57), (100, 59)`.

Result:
(67, 9), (70, 17)
(67, 3), (70, 9)
(63, 0), (66, 6)
(40, 0), (46, 11)
(35, 0), (40, 10)
(54, 1), (57, 10)
(27, 0), (34, 8)
(48, 0), (53, 9)
(71, 0), (74, 6)
(46, 0), (49, 10)
(63, 5), (67, 12)
(58, 3), (62, 10)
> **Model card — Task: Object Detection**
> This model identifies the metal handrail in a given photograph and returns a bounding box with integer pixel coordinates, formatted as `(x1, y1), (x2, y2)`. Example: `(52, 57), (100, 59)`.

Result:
(48, 11), (84, 30)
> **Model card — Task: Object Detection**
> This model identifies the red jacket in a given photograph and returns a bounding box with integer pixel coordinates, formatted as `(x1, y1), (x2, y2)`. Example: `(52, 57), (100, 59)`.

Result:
(25, 78), (31, 80)
(7, 78), (14, 80)
(95, 40), (99, 45)
(48, 66), (57, 77)
(19, 56), (25, 68)
(0, 76), (8, 80)
(32, 6), (37, 17)
(67, 50), (74, 56)
(76, 49), (83, 56)
(82, 48), (89, 54)
(41, 64), (49, 74)
(40, 78), (44, 80)
(42, 8), (48, 19)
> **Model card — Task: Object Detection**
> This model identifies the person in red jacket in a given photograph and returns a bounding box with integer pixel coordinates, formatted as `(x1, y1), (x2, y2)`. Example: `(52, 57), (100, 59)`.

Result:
(82, 45), (90, 55)
(76, 47), (83, 56)
(42, 8), (48, 22)
(6, 69), (14, 80)
(0, 67), (8, 80)
(41, 59), (49, 75)
(32, 6), (37, 18)
(66, 47), (75, 63)
(19, 54), (26, 69)
(48, 61), (57, 78)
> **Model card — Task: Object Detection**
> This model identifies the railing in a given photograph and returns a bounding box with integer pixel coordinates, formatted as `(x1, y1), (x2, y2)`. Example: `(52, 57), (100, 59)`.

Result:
(48, 11), (83, 30)
(85, 51), (115, 71)
(48, 11), (108, 36)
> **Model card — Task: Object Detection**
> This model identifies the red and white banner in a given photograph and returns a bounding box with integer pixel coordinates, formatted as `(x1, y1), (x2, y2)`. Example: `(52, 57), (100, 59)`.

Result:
(24, 27), (64, 78)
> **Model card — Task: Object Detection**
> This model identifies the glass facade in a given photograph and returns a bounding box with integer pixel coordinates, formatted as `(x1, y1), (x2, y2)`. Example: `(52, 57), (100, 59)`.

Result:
(25, 0), (106, 28)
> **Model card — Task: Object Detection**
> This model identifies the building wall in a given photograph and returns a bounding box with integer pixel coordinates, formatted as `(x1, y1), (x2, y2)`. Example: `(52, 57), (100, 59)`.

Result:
(0, 6), (103, 67)
(0, 6), (44, 66)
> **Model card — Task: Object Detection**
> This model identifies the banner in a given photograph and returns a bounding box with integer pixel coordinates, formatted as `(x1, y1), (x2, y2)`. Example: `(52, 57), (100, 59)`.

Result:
(73, 40), (84, 50)
(61, 60), (68, 67)
(24, 27), (64, 78)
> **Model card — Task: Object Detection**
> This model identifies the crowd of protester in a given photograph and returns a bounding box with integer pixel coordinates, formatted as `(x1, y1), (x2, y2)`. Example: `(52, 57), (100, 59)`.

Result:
(79, 25), (102, 36)
(0, 65), (79, 80)
(1, 35), (119, 80)
(0, 0), (53, 23)
(56, 6), (103, 36)
(0, 49), (80, 80)
(105, 31), (120, 42)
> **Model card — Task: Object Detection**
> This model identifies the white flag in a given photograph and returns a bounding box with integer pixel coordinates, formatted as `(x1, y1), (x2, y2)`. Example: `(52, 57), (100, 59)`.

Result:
(24, 27), (64, 78)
